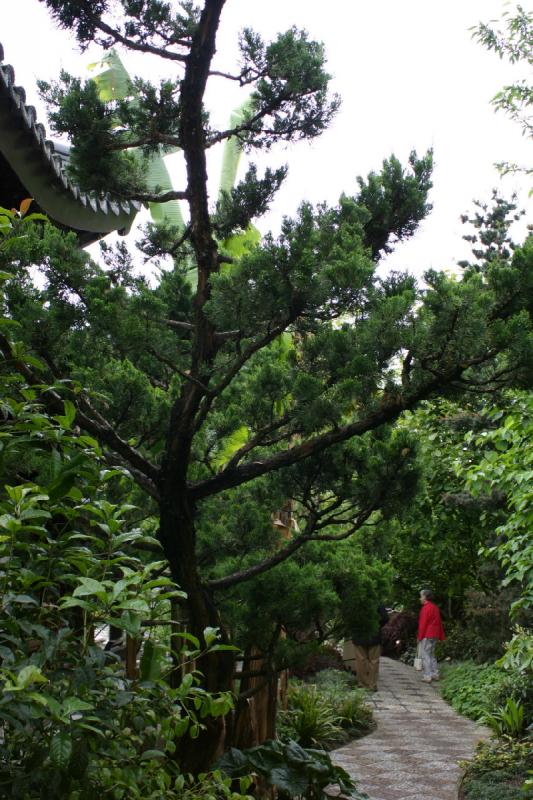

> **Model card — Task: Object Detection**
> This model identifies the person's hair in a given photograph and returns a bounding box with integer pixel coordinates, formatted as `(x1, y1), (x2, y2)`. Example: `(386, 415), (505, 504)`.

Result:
(420, 588), (434, 601)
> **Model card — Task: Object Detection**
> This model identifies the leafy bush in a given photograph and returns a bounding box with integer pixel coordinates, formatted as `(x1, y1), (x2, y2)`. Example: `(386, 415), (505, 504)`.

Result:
(311, 668), (358, 693)
(483, 698), (525, 738)
(311, 670), (374, 738)
(440, 661), (510, 721)
(498, 627), (533, 675)
(495, 627), (533, 728)
(460, 738), (533, 800)
(278, 672), (374, 748)
(289, 645), (346, 678)
(278, 683), (344, 748)
(441, 659), (533, 733)
(332, 690), (375, 737)
(0, 383), (243, 799)
(435, 622), (488, 663)
(217, 738), (368, 800)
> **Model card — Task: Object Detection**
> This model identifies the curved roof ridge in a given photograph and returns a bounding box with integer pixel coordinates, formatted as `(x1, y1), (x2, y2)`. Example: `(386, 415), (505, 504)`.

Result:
(0, 42), (141, 244)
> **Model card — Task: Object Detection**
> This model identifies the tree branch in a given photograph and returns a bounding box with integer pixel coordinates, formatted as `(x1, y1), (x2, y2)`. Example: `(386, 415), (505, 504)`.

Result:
(147, 346), (209, 392)
(191, 397), (408, 502)
(223, 413), (293, 471)
(0, 334), (161, 491)
(170, 225), (192, 255)
(93, 17), (188, 63)
(207, 504), (376, 591)
(164, 319), (196, 334)
(127, 189), (189, 204)
(193, 318), (295, 433)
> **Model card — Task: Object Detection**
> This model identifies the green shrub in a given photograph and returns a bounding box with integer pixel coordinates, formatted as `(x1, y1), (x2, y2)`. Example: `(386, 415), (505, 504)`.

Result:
(217, 738), (368, 800)
(483, 698), (525, 738)
(436, 623), (487, 663)
(461, 738), (533, 800)
(278, 672), (374, 748)
(0, 387), (246, 799)
(496, 628), (533, 728)
(311, 668), (358, 693)
(278, 684), (344, 748)
(441, 660), (533, 731)
(332, 690), (375, 737)
(440, 661), (509, 720)
(312, 671), (374, 737)
(464, 772), (530, 800)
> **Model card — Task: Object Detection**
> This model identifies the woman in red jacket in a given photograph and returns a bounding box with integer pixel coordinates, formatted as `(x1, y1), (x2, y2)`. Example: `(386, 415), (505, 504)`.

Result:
(417, 589), (445, 682)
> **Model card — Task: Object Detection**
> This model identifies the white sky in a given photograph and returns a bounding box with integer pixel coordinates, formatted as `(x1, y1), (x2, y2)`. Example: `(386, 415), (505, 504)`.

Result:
(2, 0), (531, 275)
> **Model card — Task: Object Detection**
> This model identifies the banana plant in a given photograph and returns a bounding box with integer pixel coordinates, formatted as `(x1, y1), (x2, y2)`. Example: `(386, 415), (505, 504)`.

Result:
(88, 49), (259, 258)
(88, 50), (186, 231)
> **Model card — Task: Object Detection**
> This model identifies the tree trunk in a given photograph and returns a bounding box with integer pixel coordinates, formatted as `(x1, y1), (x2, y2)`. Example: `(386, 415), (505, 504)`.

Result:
(231, 647), (279, 749)
(158, 484), (235, 771)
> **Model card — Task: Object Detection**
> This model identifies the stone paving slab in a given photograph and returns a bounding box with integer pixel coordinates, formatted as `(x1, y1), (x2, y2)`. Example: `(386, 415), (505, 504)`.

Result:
(333, 657), (489, 800)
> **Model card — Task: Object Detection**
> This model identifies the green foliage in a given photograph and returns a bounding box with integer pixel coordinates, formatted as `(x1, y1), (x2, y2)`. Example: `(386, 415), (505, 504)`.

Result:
(278, 683), (344, 748)
(472, 5), (532, 179)
(385, 398), (498, 612)
(440, 661), (510, 721)
(38, 71), (148, 194)
(463, 392), (533, 614)
(483, 698), (525, 738)
(240, 26), (341, 148)
(461, 738), (533, 800)
(436, 622), (495, 664)
(313, 671), (374, 739)
(217, 738), (368, 800)
(11, 1), (533, 771)
(0, 374), (240, 797)
(278, 672), (373, 749)
(355, 149), (433, 260)
(498, 627), (533, 675)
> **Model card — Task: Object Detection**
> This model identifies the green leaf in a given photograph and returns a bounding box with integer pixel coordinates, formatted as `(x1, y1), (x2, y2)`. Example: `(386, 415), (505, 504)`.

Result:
(16, 665), (47, 688)
(50, 732), (72, 769)
(222, 224), (261, 260)
(140, 749), (166, 760)
(139, 639), (164, 682)
(203, 626), (220, 647)
(116, 598), (150, 613)
(72, 577), (107, 597)
(62, 697), (93, 716)
(21, 213), (49, 224)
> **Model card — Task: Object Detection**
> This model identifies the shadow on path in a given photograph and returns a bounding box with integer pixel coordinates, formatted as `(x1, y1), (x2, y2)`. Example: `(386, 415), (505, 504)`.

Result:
(334, 657), (488, 800)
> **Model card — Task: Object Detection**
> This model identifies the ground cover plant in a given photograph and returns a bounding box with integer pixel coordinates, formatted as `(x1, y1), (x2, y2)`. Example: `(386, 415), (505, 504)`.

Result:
(459, 738), (533, 800)
(277, 669), (374, 749)
(440, 661), (530, 725)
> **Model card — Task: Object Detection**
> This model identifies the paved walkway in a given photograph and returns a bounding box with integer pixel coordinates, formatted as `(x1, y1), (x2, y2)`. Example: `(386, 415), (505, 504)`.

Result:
(334, 658), (488, 800)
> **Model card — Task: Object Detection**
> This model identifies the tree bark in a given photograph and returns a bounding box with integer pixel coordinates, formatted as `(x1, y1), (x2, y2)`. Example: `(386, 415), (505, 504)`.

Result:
(157, 482), (235, 770)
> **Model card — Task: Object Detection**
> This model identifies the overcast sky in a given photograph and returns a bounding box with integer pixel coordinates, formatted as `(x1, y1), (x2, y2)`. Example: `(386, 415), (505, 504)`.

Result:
(2, 0), (531, 275)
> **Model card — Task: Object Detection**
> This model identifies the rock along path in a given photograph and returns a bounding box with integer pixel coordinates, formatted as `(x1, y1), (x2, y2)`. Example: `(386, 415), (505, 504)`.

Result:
(333, 657), (489, 800)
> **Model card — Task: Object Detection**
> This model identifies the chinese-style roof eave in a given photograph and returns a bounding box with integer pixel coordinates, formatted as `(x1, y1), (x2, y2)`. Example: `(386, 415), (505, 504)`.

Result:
(0, 43), (141, 246)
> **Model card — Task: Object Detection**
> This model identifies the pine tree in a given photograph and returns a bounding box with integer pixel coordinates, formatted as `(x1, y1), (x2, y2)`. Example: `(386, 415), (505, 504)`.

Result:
(2, 0), (533, 766)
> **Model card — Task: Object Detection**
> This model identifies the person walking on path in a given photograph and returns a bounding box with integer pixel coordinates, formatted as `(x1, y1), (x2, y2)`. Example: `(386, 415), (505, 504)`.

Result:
(351, 604), (389, 691)
(417, 588), (445, 683)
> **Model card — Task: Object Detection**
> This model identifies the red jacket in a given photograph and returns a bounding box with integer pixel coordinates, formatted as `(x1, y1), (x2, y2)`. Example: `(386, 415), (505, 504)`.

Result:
(418, 601), (445, 641)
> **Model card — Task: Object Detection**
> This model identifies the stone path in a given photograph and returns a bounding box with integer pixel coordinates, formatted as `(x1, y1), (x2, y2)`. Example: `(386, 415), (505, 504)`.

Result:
(334, 657), (488, 800)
